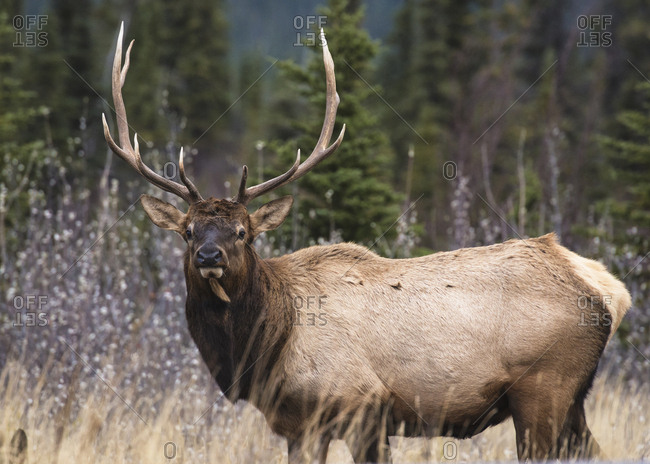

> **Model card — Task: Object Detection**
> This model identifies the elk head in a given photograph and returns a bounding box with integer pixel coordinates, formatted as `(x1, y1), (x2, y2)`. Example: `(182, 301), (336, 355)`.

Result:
(102, 24), (345, 302)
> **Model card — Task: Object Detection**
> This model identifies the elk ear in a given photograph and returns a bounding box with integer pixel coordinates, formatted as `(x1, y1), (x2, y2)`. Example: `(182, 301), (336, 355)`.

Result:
(249, 196), (293, 237)
(140, 194), (186, 233)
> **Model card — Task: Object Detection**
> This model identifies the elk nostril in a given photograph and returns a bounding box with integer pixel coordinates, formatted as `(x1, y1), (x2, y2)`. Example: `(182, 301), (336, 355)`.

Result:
(197, 248), (223, 266)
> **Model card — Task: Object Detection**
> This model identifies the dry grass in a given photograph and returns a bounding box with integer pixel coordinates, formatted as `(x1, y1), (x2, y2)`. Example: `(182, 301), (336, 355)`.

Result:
(1, 357), (648, 464)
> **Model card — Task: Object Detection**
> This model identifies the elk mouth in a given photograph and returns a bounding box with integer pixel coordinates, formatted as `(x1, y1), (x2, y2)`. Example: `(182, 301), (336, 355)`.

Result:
(199, 266), (231, 303)
(199, 267), (225, 279)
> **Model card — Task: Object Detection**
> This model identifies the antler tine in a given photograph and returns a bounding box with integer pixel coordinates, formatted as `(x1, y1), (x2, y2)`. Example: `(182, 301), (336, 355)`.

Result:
(236, 151), (301, 203)
(235, 28), (346, 205)
(102, 22), (202, 204)
(179, 147), (202, 201)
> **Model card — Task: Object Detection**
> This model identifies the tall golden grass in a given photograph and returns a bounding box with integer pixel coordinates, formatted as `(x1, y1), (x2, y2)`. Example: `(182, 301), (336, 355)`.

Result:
(1, 357), (647, 463)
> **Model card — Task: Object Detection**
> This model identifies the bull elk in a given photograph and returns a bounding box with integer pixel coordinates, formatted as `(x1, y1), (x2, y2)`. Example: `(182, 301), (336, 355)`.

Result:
(103, 24), (631, 463)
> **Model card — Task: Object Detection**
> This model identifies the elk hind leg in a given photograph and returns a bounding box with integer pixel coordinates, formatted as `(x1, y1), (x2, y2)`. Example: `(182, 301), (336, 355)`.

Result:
(558, 400), (602, 459)
(508, 376), (574, 461)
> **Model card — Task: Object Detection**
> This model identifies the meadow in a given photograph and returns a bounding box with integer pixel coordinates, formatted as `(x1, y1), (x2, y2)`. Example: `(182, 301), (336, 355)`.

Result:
(1, 355), (648, 462)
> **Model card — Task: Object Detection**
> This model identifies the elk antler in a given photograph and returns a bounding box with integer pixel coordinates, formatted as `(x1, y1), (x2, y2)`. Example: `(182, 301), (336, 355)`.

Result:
(235, 29), (346, 205)
(102, 23), (203, 204)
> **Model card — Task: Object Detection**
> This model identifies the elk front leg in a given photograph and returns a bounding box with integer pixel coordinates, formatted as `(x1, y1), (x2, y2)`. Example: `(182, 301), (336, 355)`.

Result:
(347, 431), (392, 464)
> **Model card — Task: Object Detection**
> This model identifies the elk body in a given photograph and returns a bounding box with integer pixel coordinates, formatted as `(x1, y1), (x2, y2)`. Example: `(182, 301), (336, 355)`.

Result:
(103, 25), (631, 463)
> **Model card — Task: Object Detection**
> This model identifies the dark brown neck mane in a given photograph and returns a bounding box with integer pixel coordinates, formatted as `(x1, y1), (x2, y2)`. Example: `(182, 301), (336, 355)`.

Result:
(183, 245), (294, 402)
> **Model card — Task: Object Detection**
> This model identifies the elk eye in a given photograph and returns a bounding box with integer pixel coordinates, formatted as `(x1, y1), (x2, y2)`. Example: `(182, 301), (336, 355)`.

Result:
(186, 228), (192, 240)
(238, 228), (246, 239)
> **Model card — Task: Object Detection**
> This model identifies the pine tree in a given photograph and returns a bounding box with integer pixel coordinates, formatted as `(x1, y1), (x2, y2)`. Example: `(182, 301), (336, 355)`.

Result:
(377, 0), (477, 249)
(269, 0), (401, 247)
(0, 10), (63, 268)
(121, 0), (230, 193)
(600, 82), (650, 253)
(596, 0), (650, 255)
(163, 1), (230, 150)
(15, 0), (96, 151)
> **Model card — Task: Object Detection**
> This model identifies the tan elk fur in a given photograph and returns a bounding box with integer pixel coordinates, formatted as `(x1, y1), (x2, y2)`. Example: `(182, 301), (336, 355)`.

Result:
(253, 233), (631, 439)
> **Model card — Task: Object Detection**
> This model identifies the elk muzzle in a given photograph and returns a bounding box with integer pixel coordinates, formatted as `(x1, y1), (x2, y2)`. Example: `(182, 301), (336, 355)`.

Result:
(196, 245), (228, 279)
